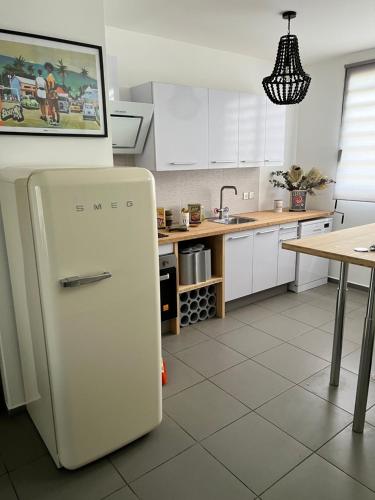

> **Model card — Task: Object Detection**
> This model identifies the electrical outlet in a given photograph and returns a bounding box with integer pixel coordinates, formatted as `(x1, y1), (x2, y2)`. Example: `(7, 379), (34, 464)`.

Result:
(242, 192), (249, 200)
(249, 191), (255, 200)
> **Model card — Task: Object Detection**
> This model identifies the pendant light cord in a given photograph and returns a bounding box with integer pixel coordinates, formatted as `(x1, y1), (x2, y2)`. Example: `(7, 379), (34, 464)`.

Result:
(288, 14), (291, 35)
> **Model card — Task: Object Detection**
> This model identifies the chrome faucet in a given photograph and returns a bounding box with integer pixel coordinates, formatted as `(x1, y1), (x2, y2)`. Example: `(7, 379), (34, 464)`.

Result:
(217, 185), (238, 219)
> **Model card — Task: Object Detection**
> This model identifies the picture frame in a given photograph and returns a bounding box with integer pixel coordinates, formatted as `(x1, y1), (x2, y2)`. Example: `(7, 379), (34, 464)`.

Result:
(0, 28), (107, 137)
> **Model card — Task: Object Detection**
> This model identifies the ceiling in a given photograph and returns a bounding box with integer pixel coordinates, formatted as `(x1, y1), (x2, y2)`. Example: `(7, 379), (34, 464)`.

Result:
(104, 0), (375, 64)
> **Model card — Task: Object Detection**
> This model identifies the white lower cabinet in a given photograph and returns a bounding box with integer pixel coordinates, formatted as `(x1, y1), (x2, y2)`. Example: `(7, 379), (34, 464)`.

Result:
(277, 224), (298, 285)
(253, 226), (279, 293)
(225, 231), (253, 301)
(225, 223), (298, 302)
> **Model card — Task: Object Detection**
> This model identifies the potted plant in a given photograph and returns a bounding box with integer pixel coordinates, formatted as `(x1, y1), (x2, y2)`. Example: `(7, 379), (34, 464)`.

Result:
(269, 165), (335, 212)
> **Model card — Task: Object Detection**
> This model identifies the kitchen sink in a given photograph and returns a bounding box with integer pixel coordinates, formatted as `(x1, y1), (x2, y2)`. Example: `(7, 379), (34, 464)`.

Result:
(207, 216), (257, 225)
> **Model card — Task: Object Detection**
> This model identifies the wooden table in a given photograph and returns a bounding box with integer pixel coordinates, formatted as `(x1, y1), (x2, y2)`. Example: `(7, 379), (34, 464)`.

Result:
(283, 223), (375, 433)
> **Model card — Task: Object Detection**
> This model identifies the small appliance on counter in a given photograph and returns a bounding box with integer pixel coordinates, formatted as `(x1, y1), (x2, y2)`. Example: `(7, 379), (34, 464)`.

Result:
(179, 243), (212, 285)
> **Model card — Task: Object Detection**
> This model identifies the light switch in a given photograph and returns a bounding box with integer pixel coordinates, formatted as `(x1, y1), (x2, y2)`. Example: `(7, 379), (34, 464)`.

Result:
(242, 192), (249, 200)
(249, 192), (255, 199)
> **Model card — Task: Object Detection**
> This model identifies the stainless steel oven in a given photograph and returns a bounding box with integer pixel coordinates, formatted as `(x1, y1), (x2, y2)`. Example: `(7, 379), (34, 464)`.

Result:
(159, 254), (177, 321)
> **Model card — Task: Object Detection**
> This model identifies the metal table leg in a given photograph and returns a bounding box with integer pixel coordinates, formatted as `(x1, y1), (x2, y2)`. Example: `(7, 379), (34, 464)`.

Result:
(330, 262), (349, 386)
(353, 268), (375, 433)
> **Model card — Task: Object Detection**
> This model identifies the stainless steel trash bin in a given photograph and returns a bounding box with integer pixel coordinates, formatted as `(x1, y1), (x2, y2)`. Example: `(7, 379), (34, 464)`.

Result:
(179, 246), (211, 285)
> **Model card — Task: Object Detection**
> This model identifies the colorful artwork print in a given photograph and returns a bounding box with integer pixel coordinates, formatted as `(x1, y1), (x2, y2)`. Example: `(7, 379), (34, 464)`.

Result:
(0, 30), (107, 136)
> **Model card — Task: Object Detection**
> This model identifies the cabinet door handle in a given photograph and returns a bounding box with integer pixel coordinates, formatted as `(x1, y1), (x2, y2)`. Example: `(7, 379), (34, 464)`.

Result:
(280, 237), (296, 243)
(211, 160), (236, 164)
(280, 225), (297, 231)
(169, 162), (197, 166)
(312, 228), (323, 232)
(228, 233), (252, 240)
(240, 160), (263, 163)
(160, 273), (170, 281)
(60, 271), (112, 288)
(255, 229), (278, 235)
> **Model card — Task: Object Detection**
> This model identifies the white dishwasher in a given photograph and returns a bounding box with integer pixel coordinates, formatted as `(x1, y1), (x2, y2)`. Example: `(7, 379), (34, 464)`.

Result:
(289, 218), (333, 293)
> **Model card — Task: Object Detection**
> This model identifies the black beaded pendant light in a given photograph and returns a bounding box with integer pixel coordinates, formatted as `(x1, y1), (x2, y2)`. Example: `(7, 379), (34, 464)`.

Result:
(262, 11), (311, 105)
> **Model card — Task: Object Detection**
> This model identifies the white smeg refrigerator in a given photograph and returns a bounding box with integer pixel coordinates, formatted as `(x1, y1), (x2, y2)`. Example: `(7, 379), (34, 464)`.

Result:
(0, 167), (162, 469)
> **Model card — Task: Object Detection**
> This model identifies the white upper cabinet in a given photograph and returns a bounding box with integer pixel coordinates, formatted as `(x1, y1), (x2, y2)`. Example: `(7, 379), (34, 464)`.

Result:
(131, 82), (286, 171)
(132, 82), (208, 171)
(239, 93), (266, 167)
(264, 101), (286, 166)
(209, 89), (239, 169)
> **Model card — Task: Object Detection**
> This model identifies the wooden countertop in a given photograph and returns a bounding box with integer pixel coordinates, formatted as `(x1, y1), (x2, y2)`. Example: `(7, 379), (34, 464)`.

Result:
(158, 209), (332, 245)
(283, 223), (375, 268)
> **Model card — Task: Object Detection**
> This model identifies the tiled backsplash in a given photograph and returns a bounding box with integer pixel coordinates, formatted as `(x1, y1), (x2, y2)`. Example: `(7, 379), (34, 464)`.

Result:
(114, 155), (259, 221)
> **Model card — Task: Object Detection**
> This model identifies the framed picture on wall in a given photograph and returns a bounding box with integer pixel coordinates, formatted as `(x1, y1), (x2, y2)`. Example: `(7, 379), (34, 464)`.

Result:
(0, 29), (107, 137)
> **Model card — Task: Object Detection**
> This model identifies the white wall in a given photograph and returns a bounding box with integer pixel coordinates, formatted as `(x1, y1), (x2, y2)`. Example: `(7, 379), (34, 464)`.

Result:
(296, 48), (375, 287)
(106, 26), (298, 210)
(1, 0), (113, 168)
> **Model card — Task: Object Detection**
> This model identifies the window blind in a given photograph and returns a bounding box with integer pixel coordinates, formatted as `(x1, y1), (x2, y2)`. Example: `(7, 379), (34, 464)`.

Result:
(335, 62), (375, 202)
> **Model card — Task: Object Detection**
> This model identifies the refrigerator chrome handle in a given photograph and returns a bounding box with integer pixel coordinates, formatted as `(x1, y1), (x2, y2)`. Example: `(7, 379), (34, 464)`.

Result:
(59, 272), (112, 288)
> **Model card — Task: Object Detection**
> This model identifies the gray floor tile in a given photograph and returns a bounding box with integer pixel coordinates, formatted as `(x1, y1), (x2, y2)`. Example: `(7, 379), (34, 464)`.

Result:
(342, 348), (375, 376)
(104, 486), (138, 500)
(308, 295), (359, 314)
(262, 454), (375, 500)
(10, 455), (124, 500)
(253, 344), (329, 383)
(228, 304), (272, 325)
(162, 354), (204, 399)
(256, 293), (304, 313)
(347, 288), (368, 306)
(296, 286), (335, 303)
(314, 283), (340, 297)
(0, 475), (17, 500)
(217, 325), (282, 358)
(301, 366), (375, 414)
(175, 339), (246, 377)
(194, 316), (245, 337)
(132, 445), (254, 500)
(202, 412), (310, 495)
(110, 414), (194, 482)
(282, 303), (335, 327)
(252, 314), (313, 341)
(320, 316), (365, 343)
(162, 328), (210, 354)
(211, 359), (293, 409)
(0, 411), (47, 471)
(290, 328), (359, 362)
(347, 306), (368, 320)
(319, 423), (375, 492)
(257, 386), (352, 450)
(163, 380), (248, 440)
(366, 406), (375, 427)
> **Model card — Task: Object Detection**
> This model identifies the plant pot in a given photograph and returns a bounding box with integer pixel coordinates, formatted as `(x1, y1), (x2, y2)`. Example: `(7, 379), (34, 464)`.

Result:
(289, 190), (307, 212)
